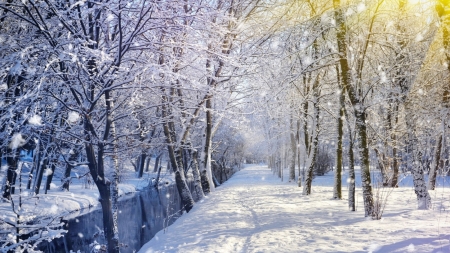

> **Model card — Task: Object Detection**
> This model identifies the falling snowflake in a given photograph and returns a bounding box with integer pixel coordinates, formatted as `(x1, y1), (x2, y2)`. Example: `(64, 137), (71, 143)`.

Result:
(303, 56), (312, 66)
(415, 33), (423, 42)
(68, 111), (80, 123)
(380, 72), (387, 83)
(106, 14), (115, 22)
(45, 168), (53, 176)
(357, 3), (366, 13)
(9, 133), (26, 149)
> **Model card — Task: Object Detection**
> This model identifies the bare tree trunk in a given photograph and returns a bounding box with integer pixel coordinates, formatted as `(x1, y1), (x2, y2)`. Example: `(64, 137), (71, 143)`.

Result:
(161, 96), (195, 212)
(389, 108), (401, 187)
(202, 95), (215, 191)
(167, 159), (171, 174)
(333, 0), (374, 217)
(201, 169), (211, 194)
(296, 120), (302, 187)
(342, 98), (356, 210)
(154, 161), (163, 187)
(277, 156), (282, 179)
(44, 161), (57, 194)
(303, 97), (320, 195)
(355, 109), (375, 217)
(289, 116), (296, 182)
(191, 150), (205, 201)
(3, 148), (20, 199)
(391, 140), (399, 187)
(62, 147), (79, 191)
(153, 153), (162, 173)
(34, 148), (47, 195)
(412, 151), (432, 209)
(84, 139), (118, 253)
(428, 134), (442, 190)
(334, 81), (344, 199)
(108, 91), (120, 253)
(137, 152), (147, 178)
(145, 157), (151, 172)
(348, 131), (356, 211)
(374, 148), (389, 186)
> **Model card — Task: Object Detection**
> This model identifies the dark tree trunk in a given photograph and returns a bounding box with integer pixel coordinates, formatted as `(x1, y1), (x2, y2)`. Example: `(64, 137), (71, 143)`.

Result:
(26, 147), (39, 190)
(44, 162), (57, 194)
(183, 148), (190, 176)
(3, 149), (20, 200)
(62, 148), (79, 191)
(389, 111), (400, 188)
(137, 152), (147, 178)
(167, 159), (172, 174)
(85, 141), (119, 253)
(153, 154), (162, 173)
(34, 146), (47, 196)
(342, 96), (356, 211)
(201, 169), (211, 194)
(391, 143), (399, 187)
(145, 157), (151, 172)
(353, 95), (375, 214)
(334, 83), (344, 199)
(289, 116), (296, 182)
(348, 142), (356, 211)
(428, 134), (442, 190)
(154, 162), (163, 187)
(355, 109), (375, 218)
(31, 150), (41, 192)
(296, 120), (302, 187)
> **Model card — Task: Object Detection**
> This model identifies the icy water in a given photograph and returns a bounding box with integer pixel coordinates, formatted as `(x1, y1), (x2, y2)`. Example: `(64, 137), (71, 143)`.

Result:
(38, 182), (192, 253)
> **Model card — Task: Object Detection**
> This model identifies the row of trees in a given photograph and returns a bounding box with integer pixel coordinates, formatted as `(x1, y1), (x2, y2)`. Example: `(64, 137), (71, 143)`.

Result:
(0, 0), (260, 251)
(258, 0), (450, 218)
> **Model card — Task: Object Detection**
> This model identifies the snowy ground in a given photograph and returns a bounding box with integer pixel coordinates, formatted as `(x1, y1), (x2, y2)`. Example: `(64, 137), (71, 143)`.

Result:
(139, 165), (450, 253)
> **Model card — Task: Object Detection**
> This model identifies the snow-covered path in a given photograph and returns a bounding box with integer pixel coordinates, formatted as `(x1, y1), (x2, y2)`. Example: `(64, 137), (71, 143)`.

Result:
(138, 165), (450, 253)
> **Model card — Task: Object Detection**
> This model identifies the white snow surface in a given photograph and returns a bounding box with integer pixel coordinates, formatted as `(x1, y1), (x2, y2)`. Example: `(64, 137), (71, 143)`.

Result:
(139, 165), (450, 253)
